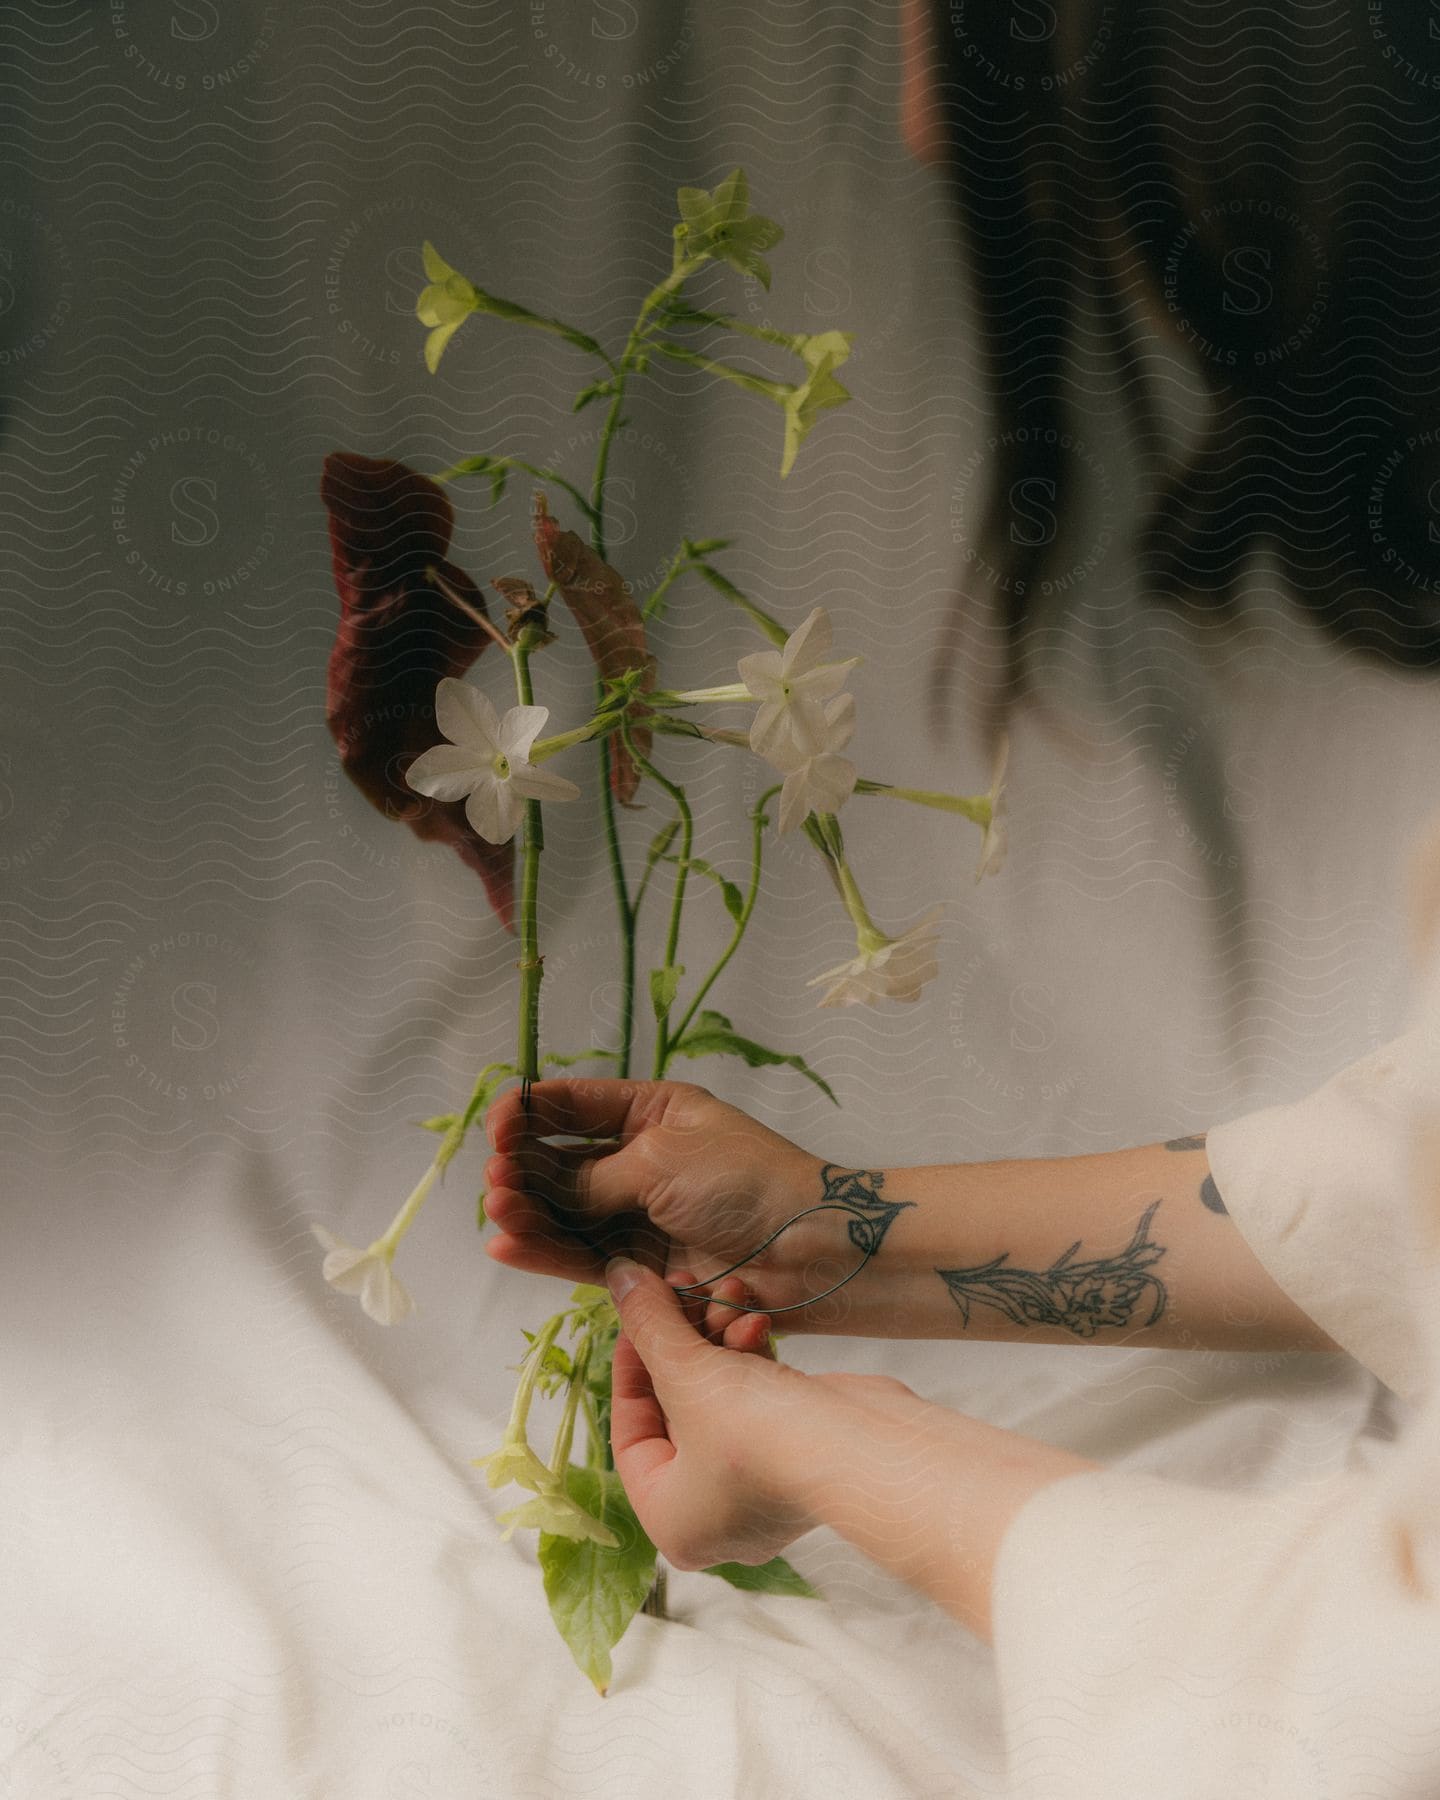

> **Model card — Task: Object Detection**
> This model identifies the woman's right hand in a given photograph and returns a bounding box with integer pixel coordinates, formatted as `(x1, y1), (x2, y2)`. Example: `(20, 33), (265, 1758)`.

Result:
(482, 1077), (832, 1324)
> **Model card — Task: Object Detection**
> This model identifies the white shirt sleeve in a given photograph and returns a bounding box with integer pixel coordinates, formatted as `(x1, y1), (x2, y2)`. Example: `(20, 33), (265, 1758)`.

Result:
(991, 970), (1440, 1793)
(992, 1397), (1440, 1798)
(1203, 1031), (1433, 1399)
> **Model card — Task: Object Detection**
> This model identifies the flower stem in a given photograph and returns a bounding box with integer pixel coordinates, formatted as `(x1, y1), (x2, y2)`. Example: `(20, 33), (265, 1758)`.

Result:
(651, 340), (788, 401)
(548, 1333), (593, 1480)
(620, 717), (692, 1076)
(665, 784), (781, 1058)
(854, 777), (991, 825)
(513, 627), (546, 1088)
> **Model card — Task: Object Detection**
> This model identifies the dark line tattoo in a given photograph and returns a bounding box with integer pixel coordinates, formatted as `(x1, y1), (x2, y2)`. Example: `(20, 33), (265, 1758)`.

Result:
(1199, 1175), (1227, 1215)
(818, 1164), (914, 1257)
(934, 1201), (1168, 1338)
(1164, 1134), (1207, 1152)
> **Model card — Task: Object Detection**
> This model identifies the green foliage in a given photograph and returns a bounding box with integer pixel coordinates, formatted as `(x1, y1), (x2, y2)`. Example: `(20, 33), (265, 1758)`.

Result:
(648, 964), (684, 1021)
(539, 1465), (658, 1695)
(702, 1556), (820, 1599)
(660, 851), (744, 921)
(671, 1009), (838, 1104)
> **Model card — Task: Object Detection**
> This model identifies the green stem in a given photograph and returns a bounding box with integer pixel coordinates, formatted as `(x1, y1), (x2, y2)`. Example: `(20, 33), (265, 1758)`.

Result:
(666, 783), (782, 1057)
(854, 777), (991, 824)
(584, 255), (705, 1078)
(651, 340), (789, 401)
(513, 628), (545, 1087)
(620, 718), (692, 1076)
(548, 1333), (593, 1479)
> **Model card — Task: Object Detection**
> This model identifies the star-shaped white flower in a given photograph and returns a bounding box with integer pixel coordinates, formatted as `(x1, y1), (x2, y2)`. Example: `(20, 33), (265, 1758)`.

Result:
(767, 692), (858, 833)
(738, 607), (860, 767)
(311, 1223), (414, 1325)
(806, 904), (946, 1009)
(496, 1488), (620, 1547)
(404, 677), (581, 845)
(975, 734), (1009, 882)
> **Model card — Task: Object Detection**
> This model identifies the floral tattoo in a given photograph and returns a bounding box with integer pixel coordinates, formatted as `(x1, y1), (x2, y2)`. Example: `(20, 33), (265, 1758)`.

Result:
(818, 1164), (915, 1257)
(934, 1201), (1168, 1338)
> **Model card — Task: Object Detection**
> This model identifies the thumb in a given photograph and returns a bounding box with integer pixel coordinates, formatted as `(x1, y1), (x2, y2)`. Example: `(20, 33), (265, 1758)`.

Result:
(605, 1257), (706, 1375)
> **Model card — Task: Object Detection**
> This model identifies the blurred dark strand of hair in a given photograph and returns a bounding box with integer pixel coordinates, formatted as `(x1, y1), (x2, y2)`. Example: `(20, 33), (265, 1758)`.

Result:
(925, 0), (1440, 1089)
(928, 0), (1440, 733)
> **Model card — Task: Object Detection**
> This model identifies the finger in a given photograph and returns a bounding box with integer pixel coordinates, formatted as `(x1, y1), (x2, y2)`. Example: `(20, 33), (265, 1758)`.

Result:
(723, 1312), (777, 1357)
(489, 1078), (667, 1156)
(484, 1153), (657, 1261)
(609, 1329), (675, 1490)
(605, 1258), (711, 1390)
(704, 1277), (776, 1356)
(484, 1230), (602, 1285)
(487, 1130), (658, 1243)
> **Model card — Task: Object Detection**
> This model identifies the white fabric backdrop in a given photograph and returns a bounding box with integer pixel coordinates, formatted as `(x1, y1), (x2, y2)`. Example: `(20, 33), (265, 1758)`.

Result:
(3, 3), (1436, 1793)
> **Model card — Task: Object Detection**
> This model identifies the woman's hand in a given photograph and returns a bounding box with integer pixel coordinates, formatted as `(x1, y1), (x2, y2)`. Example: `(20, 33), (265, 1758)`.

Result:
(483, 1078), (829, 1326)
(604, 1255), (824, 1569)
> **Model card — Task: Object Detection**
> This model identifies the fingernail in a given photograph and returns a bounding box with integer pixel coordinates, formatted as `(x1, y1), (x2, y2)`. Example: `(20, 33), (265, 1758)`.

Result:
(604, 1256), (641, 1302)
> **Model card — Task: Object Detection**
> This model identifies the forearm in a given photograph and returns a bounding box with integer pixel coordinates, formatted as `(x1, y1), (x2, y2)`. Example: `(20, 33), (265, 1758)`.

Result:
(780, 1381), (1097, 1642)
(783, 1135), (1342, 1354)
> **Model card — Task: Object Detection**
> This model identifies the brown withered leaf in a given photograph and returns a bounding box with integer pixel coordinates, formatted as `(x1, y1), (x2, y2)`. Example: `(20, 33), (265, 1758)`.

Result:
(321, 452), (517, 930)
(531, 492), (658, 807)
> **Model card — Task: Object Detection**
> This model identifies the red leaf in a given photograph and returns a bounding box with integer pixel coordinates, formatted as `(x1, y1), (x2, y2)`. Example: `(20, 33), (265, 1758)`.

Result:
(532, 493), (658, 806)
(321, 452), (516, 930)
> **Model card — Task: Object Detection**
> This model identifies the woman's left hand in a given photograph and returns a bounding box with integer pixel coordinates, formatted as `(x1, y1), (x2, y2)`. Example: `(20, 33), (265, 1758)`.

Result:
(606, 1254), (1100, 1635)
(605, 1256), (827, 1570)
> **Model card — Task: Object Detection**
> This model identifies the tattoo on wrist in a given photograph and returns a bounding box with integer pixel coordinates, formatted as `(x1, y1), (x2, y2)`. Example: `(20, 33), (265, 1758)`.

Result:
(818, 1164), (914, 1257)
(934, 1201), (1168, 1338)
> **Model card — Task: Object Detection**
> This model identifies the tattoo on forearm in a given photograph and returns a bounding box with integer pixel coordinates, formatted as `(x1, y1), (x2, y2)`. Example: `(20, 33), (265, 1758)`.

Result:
(934, 1201), (1168, 1337)
(819, 1164), (914, 1257)
(1164, 1133), (1226, 1213)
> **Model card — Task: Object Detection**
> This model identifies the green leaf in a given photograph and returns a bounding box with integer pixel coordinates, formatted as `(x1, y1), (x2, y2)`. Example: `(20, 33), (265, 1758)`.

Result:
(649, 964), (684, 1021)
(646, 818), (683, 863)
(660, 852), (744, 922)
(541, 1047), (620, 1070)
(539, 1466), (657, 1695)
(702, 1555), (820, 1599)
(417, 1112), (457, 1134)
(573, 378), (614, 414)
(672, 1010), (838, 1104)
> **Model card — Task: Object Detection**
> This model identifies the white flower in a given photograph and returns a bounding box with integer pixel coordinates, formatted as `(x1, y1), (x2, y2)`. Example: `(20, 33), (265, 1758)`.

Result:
(806, 904), (946, 1009)
(311, 1223), (414, 1325)
(737, 607), (860, 766)
(975, 734), (1009, 882)
(472, 1434), (557, 1494)
(496, 1489), (620, 1547)
(404, 677), (581, 845)
(767, 692), (858, 833)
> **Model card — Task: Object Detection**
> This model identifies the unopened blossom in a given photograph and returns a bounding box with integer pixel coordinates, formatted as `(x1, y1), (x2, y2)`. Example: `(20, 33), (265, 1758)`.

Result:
(975, 734), (1009, 882)
(404, 678), (581, 846)
(310, 1224), (414, 1326)
(738, 606), (860, 766)
(807, 904), (945, 1009)
(496, 1489), (620, 1548)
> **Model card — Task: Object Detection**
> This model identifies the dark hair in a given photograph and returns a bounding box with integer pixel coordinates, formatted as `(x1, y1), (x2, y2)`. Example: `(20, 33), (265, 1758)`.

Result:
(927, 0), (1440, 734)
